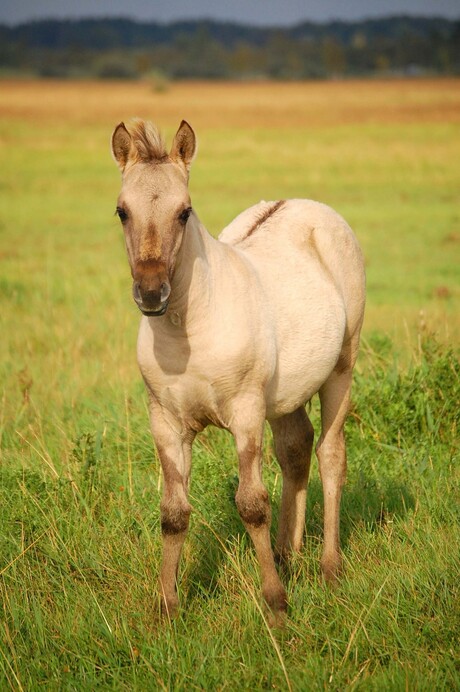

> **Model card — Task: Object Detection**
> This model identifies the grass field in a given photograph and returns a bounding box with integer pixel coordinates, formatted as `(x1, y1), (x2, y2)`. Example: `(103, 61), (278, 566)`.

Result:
(0, 78), (459, 689)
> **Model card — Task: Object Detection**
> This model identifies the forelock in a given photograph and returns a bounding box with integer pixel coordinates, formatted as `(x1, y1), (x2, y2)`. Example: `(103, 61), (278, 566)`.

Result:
(127, 119), (168, 164)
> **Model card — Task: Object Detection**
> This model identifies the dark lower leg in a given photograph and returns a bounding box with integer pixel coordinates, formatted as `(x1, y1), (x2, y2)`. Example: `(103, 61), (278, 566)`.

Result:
(271, 408), (313, 559)
(235, 482), (287, 618)
(159, 491), (191, 617)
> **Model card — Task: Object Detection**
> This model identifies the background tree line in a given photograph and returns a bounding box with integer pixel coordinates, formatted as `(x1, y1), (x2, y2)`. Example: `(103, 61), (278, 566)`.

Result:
(0, 15), (459, 80)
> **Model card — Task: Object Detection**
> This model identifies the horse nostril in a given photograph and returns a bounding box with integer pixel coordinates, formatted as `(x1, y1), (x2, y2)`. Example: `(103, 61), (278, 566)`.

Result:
(132, 281), (142, 303)
(160, 282), (171, 302)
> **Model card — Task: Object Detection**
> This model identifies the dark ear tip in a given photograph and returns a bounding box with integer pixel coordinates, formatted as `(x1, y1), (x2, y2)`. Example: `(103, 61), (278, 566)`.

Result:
(114, 121), (127, 133)
(180, 120), (193, 132)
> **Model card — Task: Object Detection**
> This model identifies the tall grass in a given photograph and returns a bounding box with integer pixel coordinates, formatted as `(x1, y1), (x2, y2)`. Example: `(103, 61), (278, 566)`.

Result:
(0, 335), (458, 689)
(0, 79), (459, 688)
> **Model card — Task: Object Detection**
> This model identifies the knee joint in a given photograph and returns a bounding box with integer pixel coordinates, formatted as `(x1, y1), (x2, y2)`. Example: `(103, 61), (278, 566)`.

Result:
(160, 499), (191, 535)
(235, 487), (270, 527)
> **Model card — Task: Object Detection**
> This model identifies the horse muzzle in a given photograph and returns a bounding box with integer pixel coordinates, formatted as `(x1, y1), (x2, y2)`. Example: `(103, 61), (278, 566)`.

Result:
(132, 279), (171, 316)
(131, 259), (171, 316)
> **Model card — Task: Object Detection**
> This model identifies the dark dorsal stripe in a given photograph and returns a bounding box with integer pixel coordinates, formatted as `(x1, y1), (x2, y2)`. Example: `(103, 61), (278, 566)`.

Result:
(245, 200), (286, 239)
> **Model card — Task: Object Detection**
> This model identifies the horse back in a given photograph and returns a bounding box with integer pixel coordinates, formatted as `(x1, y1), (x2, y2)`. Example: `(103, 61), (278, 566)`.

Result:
(220, 198), (364, 329)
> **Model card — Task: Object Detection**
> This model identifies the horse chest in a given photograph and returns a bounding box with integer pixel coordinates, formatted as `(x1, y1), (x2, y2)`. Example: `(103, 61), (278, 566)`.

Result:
(137, 317), (268, 430)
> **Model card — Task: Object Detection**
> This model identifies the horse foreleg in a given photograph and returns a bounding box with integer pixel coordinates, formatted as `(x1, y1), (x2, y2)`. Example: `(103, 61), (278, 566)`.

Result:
(231, 408), (287, 625)
(270, 406), (314, 560)
(149, 401), (194, 619)
(316, 369), (352, 583)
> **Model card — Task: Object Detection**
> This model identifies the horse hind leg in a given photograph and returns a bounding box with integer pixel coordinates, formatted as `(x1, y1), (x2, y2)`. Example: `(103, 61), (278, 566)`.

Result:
(316, 364), (353, 584)
(270, 407), (314, 561)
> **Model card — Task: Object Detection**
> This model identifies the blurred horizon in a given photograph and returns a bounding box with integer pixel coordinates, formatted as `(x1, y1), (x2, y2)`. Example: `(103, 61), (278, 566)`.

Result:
(1, 0), (459, 27)
(1, 14), (459, 80)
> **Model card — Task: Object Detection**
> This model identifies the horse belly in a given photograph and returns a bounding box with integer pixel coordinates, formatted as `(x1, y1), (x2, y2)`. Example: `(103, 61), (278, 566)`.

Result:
(264, 283), (346, 419)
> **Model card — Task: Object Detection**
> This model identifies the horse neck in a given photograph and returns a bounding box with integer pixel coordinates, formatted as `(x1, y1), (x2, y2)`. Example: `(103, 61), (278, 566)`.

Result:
(168, 213), (222, 324)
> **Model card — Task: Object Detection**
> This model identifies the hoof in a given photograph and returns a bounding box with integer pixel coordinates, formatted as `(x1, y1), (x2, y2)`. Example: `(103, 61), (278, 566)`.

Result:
(320, 552), (343, 585)
(263, 583), (288, 627)
(267, 607), (287, 629)
(160, 595), (179, 621)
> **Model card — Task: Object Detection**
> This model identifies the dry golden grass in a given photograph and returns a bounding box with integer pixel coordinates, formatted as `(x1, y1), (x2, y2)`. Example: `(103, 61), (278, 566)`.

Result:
(2, 77), (460, 128)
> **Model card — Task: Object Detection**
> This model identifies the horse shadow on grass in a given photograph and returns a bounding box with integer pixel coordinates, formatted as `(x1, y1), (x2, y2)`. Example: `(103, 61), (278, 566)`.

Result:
(304, 474), (415, 546)
(185, 471), (415, 605)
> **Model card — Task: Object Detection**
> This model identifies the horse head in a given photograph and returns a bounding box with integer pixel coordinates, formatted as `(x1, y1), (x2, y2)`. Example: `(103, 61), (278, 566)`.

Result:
(111, 119), (196, 316)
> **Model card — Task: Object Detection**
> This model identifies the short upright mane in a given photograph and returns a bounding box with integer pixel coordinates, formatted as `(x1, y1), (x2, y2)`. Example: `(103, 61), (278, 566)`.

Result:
(127, 119), (168, 163)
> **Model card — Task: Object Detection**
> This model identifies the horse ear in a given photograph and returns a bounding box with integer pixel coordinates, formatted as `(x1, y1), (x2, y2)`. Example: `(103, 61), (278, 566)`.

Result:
(111, 123), (134, 172)
(170, 120), (197, 172)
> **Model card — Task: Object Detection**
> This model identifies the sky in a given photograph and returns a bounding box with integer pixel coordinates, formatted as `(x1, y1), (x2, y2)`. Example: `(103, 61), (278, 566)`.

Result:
(1, 0), (459, 26)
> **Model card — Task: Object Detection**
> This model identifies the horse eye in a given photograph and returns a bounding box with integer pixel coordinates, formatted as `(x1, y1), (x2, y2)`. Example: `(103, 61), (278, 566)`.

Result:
(179, 207), (192, 225)
(116, 206), (128, 223)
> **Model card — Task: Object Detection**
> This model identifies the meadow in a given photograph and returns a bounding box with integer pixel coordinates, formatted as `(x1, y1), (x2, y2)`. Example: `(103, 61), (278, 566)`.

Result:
(0, 78), (459, 689)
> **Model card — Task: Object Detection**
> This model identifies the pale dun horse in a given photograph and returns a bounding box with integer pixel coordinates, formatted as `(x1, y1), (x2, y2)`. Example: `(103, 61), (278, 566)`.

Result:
(111, 119), (365, 625)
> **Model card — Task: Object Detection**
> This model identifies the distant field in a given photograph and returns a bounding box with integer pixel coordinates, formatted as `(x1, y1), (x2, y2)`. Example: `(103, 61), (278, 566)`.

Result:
(2, 78), (459, 347)
(0, 79), (459, 689)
